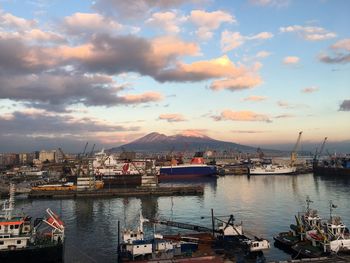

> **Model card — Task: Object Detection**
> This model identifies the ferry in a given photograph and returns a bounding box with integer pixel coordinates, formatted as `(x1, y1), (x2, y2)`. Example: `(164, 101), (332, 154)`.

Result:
(159, 152), (217, 181)
(0, 184), (65, 262)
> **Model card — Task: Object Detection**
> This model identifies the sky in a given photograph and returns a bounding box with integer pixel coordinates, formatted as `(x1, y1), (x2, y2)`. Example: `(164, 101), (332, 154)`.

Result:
(0, 0), (349, 153)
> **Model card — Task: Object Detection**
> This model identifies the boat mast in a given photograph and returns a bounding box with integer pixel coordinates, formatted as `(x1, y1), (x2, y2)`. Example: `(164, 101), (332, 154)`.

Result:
(329, 200), (337, 220)
(305, 196), (313, 213)
(3, 183), (15, 220)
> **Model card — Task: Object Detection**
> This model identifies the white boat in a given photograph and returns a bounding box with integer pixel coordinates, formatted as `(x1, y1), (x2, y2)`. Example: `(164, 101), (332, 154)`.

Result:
(249, 164), (296, 175)
(0, 184), (65, 262)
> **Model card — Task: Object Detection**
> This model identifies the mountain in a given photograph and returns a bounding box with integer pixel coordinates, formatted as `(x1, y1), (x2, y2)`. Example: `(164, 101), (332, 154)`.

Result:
(109, 132), (260, 153)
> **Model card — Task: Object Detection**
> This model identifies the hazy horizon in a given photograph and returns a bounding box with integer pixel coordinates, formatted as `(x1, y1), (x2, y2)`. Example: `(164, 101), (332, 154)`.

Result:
(0, 1), (349, 153)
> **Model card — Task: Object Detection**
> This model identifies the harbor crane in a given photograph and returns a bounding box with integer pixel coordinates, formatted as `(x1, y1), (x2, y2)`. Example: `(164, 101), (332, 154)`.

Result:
(314, 137), (327, 161)
(290, 131), (303, 167)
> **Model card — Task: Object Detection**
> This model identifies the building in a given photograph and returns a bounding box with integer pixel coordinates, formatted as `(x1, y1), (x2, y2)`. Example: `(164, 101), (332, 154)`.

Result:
(39, 150), (56, 163)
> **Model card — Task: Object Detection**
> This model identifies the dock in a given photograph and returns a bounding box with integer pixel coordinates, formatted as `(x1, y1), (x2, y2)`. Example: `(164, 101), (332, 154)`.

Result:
(269, 255), (350, 262)
(27, 185), (204, 199)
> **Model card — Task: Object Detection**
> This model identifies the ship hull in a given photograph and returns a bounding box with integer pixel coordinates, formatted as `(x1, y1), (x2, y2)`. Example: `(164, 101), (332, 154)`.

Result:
(159, 165), (217, 181)
(313, 165), (350, 176)
(0, 243), (63, 263)
(101, 174), (142, 188)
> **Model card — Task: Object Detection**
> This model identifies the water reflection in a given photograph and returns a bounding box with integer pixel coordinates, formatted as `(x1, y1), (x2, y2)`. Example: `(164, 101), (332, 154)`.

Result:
(4, 173), (350, 262)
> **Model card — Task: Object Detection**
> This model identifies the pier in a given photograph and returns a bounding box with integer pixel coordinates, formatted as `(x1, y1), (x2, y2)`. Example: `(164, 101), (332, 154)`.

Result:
(27, 185), (204, 199)
(268, 255), (350, 263)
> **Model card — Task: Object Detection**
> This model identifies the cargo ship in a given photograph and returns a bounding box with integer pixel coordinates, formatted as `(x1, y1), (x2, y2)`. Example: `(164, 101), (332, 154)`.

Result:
(159, 152), (217, 181)
(0, 184), (65, 263)
(92, 149), (148, 188)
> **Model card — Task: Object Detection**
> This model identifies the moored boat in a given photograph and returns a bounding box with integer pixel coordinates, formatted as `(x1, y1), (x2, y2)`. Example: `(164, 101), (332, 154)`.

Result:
(291, 201), (350, 258)
(274, 196), (322, 250)
(249, 164), (296, 175)
(118, 213), (222, 262)
(0, 184), (65, 263)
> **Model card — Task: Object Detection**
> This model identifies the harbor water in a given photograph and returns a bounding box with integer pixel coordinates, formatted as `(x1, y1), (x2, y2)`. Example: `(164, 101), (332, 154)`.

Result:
(9, 173), (350, 262)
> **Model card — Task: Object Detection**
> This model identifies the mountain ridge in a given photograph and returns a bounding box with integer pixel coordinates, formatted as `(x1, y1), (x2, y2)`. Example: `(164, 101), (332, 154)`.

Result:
(110, 132), (262, 153)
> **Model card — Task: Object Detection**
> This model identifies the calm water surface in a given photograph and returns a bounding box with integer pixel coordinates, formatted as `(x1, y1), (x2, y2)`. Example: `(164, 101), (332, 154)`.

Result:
(9, 173), (350, 262)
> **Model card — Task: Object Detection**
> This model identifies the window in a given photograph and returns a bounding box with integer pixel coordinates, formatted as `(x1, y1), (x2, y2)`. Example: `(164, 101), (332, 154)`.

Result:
(15, 225), (19, 229)
(10, 225), (14, 230)
(0, 241), (4, 245)
(17, 240), (21, 244)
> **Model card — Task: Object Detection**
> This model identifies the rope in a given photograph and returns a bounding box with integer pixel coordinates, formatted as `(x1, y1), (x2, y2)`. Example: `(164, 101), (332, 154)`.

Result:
(292, 248), (302, 259)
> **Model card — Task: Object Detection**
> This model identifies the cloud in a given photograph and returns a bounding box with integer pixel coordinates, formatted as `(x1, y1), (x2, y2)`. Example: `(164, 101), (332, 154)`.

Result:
(274, 114), (295, 118)
(0, 10), (37, 30)
(331, 39), (350, 51)
(231, 130), (269, 133)
(283, 56), (299, 65)
(277, 100), (307, 109)
(158, 113), (186, 122)
(210, 74), (262, 91)
(221, 30), (273, 52)
(242, 95), (267, 101)
(146, 11), (186, 34)
(92, 0), (198, 19)
(190, 10), (235, 40)
(302, 86), (319, 93)
(213, 110), (272, 122)
(0, 72), (163, 109)
(280, 25), (336, 41)
(249, 0), (290, 7)
(319, 38), (350, 64)
(256, 51), (271, 58)
(178, 129), (209, 138)
(0, 110), (140, 151)
(155, 55), (262, 91)
(63, 12), (123, 36)
(339, 100), (350, 111)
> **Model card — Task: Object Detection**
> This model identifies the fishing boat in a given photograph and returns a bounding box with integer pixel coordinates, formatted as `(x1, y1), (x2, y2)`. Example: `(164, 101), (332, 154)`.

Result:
(249, 164), (296, 175)
(291, 201), (350, 258)
(0, 184), (65, 262)
(274, 196), (322, 249)
(159, 152), (217, 181)
(118, 213), (223, 262)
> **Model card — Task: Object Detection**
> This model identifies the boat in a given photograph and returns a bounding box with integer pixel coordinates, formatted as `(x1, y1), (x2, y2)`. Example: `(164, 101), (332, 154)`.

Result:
(159, 152), (217, 181)
(118, 213), (223, 262)
(313, 156), (350, 176)
(249, 164), (296, 175)
(274, 196), (322, 250)
(214, 214), (270, 254)
(291, 201), (350, 258)
(92, 149), (157, 188)
(0, 184), (65, 262)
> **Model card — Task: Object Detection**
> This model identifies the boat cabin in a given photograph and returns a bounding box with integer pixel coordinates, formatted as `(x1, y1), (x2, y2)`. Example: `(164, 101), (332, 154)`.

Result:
(248, 239), (270, 252)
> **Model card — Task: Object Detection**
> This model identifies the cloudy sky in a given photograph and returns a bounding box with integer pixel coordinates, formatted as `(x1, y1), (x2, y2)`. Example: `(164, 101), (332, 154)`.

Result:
(0, 0), (349, 152)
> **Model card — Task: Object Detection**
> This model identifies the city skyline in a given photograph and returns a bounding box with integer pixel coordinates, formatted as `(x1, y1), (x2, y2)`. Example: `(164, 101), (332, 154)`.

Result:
(0, 0), (349, 152)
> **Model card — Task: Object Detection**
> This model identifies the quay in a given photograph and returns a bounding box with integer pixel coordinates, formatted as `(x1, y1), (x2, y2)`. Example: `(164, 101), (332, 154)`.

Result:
(268, 255), (350, 263)
(27, 185), (204, 199)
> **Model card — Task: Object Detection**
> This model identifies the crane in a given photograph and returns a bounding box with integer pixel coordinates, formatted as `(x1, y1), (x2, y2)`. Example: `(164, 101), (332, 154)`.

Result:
(314, 137), (327, 161)
(290, 131), (303, 166)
